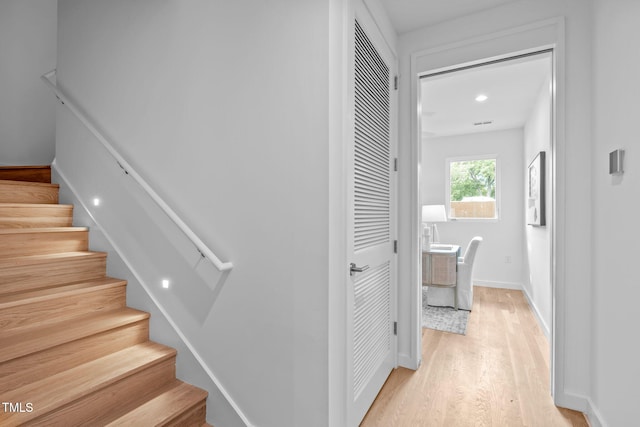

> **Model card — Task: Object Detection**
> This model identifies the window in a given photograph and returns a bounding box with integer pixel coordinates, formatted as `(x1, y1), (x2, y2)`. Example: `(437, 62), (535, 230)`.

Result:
(446, 156), (498, 220)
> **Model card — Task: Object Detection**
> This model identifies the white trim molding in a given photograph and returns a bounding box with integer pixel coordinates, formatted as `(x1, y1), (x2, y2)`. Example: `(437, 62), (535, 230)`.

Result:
(585, 398), (607, 427)
(474, 280), (523, 290)
(521, 285), (551, 339)
(406, 16), (571, 409)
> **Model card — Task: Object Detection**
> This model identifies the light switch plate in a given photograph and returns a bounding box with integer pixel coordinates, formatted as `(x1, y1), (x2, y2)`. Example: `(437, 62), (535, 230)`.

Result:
(609, 149), (624, 175)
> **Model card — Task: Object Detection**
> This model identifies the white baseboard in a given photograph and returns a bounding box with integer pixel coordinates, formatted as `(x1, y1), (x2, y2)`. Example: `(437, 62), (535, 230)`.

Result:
(555, 390), (589, 412)
(474, 280), (522, 290)
(554, 392), (607, 427)
(521, 286), (551, 339)
(397, 352), (419, 370)
(585, 398), (607, 427)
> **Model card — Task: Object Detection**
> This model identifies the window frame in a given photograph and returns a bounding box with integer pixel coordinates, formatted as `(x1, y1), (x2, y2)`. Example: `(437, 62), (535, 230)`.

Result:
(445, 154), (501, 222)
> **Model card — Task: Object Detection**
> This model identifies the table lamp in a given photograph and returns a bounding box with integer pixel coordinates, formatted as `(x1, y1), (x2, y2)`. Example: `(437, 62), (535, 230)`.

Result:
(422, 204), (447, 250)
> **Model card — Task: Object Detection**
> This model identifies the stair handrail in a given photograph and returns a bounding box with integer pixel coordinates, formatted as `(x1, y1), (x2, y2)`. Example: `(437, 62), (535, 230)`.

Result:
(41, 69), (233, 272)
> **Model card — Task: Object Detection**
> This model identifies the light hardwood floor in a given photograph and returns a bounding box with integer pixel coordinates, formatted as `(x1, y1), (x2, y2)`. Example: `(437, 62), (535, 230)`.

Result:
(361, 287), (588, 427)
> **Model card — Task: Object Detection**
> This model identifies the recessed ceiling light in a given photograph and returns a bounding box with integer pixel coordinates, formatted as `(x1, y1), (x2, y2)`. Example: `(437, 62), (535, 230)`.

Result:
(162, 279), (170, 289)
(475, 94), (488, 102)
(92, 198), (101, 206)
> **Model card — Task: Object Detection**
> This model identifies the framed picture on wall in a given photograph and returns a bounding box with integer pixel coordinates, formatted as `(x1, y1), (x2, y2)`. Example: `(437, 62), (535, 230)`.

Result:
(527, 151), (546, 226)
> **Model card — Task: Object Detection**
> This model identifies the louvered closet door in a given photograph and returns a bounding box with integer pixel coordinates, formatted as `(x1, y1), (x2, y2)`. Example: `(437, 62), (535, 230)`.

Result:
(347, 4), (396, 426)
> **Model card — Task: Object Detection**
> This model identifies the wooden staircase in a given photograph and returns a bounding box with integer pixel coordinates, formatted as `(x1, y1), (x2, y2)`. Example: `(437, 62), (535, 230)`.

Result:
(0, 166), (211, 426)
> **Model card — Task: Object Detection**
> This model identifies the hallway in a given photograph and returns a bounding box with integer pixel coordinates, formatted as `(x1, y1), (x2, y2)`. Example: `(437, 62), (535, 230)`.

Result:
(361, 287), (587, 426)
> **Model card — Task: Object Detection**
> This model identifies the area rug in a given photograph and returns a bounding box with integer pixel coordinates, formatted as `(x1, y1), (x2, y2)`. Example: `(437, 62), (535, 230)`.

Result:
(422, 288), (469, 335)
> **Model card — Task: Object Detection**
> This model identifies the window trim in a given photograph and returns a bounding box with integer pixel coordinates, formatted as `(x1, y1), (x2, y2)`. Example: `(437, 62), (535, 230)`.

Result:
(445, 154), (501, 222)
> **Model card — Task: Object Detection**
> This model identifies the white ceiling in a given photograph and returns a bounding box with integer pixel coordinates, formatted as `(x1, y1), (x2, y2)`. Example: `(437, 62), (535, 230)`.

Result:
(420, 53), (552, 138)
(378, 0), (519, 34)
(375, 0), (551, 139)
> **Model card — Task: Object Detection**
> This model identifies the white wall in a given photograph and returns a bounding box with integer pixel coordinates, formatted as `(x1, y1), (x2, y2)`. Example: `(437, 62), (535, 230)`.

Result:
(523, 75), (552, 338)
(591, 1), (640, 425)
(0, 0), (57, 165)
(56, 1), (332, 426)
(422, 129), (525, 288)
(397, 0), (593, 410)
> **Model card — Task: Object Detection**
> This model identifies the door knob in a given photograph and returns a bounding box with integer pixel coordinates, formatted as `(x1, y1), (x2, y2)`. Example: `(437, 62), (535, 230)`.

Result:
(350, 263), (370, 276)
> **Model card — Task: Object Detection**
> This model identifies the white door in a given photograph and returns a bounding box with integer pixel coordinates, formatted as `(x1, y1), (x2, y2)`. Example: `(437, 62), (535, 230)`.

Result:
(347, 3), (397, 425)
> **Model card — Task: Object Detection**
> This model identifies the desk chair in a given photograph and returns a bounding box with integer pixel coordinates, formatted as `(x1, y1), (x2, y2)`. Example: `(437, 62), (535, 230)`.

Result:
(456, 237), (483, 310)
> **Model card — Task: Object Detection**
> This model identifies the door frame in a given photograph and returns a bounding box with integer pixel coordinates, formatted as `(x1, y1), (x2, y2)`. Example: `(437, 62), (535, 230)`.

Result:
(406, 17), (567, 404)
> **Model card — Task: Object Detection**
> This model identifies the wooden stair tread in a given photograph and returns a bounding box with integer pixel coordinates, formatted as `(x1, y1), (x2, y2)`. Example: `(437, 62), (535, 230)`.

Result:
(0, 250), (106, 268)
(0, 227), (89, 258)
(0, 251), (108, 296)
(0, 307), (150, 363)
(0, 342), (176, 425)
(0, 165), (51, 183)
(106, 380), (208, 426)
(0, 179), (58, 189)
(0, 203), (73, 228)
(0, 276), (125, 307)
(0, 202), (72, 208)
(0, 226), (88, 235)
(0, 319), (149, 395)
(0, 179), (59, 204)
(0, 276), (126, 332)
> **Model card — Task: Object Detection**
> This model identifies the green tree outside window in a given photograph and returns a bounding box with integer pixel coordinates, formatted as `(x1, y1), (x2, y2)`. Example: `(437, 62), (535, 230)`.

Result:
(450, 159), (496, 201)
(449, 158), (497, 219)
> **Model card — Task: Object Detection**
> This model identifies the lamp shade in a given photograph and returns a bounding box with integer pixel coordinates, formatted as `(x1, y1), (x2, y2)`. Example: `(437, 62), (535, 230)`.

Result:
(422, 204), (447, 223)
